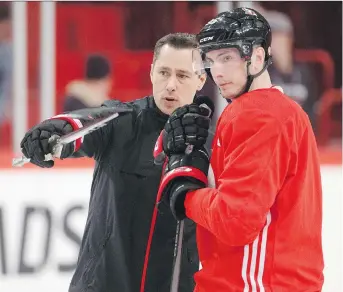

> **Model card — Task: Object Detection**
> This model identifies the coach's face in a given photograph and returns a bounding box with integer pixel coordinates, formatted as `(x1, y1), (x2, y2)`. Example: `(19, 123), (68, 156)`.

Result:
(151, 44), (206, 115)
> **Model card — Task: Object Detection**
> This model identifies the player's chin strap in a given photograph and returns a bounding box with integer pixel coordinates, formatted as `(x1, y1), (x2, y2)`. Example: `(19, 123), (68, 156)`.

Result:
(206, 56), (273, 103)
(228, 55), (273, 102)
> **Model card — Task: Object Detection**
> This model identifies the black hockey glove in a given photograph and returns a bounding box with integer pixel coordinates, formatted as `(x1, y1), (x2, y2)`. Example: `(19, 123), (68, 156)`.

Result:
(20, 105), (132, 168)
(162, 100), (212, 155)
(162, 104), (210, 155)
(157, 147), (210, 220)
(153, 96), (214, 165)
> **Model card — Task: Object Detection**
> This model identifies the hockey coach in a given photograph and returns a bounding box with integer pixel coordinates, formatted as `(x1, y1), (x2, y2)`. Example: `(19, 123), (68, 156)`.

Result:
(19, 33), (212, 292)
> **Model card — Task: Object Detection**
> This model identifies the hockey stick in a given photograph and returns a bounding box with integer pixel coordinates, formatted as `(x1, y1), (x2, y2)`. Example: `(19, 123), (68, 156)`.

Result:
(169, 100), (213, 292)
(169, 143), (193, 292)
(142, 98), (214, 292)
(170, 219), (185, 292)
(12, 107), (132, 167)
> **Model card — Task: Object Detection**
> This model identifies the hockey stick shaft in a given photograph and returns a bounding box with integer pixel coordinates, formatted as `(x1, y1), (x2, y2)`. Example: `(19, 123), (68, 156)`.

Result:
(169, 143), (193, 292)
(170, 219), (185, 292)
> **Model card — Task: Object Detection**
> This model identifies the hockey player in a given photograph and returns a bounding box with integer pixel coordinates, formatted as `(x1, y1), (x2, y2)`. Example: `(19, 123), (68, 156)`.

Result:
(19, 33), (211, 292)
(157, 8), (324, 291)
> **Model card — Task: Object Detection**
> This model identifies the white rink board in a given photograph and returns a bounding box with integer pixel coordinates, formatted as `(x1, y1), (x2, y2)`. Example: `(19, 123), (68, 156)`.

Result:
(0, 169), (93, 292)
(0, 166), (342, 292)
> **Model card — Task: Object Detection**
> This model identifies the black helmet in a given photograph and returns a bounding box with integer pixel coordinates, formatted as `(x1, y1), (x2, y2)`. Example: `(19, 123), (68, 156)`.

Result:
(197, 7), (272, 60)
(196, 7), (273, 98)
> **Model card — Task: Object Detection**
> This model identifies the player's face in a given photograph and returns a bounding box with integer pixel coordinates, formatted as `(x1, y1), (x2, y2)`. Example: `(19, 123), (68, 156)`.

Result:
(151, 45), (206, 115)
(205, 48), (247, 99)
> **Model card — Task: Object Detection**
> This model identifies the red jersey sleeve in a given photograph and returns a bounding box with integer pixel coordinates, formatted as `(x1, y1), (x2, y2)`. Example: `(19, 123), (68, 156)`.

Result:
(184, 109), (291, 246)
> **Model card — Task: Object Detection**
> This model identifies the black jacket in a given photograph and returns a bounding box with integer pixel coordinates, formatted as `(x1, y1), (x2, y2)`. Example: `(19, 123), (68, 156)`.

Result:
(68, 96), (200, 292)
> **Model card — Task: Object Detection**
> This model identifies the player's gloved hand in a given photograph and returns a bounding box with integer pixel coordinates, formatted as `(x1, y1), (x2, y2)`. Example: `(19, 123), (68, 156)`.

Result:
(157, 147), (210, 220)
(162, 103), (211, 155)
(153, 95), (214, 165)
(20, 105), (132, 168)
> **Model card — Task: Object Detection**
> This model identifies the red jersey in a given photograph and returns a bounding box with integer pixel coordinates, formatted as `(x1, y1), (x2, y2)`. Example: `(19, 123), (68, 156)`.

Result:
(184, 87), (324, 291)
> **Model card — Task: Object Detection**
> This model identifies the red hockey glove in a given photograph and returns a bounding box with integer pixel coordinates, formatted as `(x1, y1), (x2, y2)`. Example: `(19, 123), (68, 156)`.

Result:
(157, 148), (209, 220)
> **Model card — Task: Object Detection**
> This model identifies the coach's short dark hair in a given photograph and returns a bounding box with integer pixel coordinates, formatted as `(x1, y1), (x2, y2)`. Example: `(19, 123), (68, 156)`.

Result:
(153, 33), (198, 64)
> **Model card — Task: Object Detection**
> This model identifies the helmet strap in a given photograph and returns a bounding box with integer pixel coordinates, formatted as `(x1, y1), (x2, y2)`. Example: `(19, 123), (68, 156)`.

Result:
(224, 60), (253, 101)
(233, 56), (273, 99)
(206, 56), (273, 103)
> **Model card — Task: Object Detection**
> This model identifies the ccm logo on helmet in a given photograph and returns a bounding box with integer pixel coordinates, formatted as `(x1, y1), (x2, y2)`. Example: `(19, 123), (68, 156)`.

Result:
(199, 36), (214, 43)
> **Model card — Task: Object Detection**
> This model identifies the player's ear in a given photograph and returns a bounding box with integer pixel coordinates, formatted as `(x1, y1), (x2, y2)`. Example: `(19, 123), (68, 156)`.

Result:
(197, 73), (207, 91)
(256, 47), (265, 65)
(251, 47), (265, 74)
